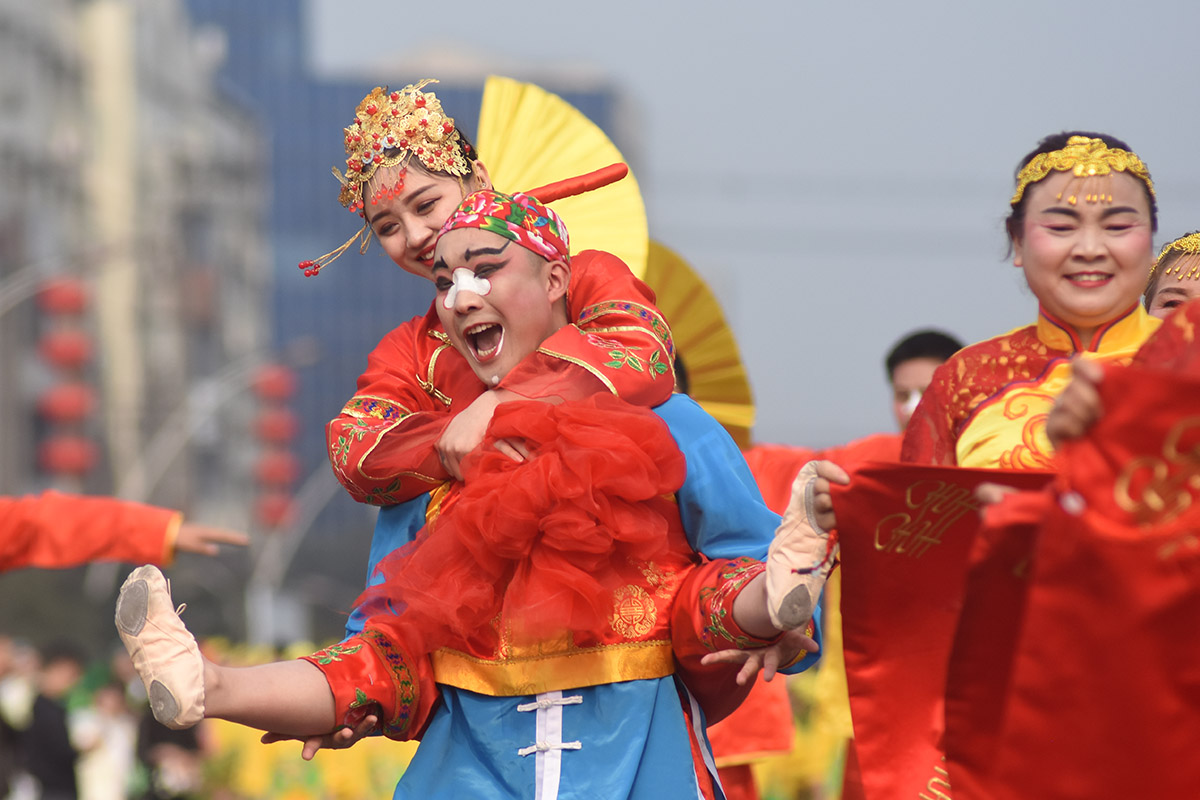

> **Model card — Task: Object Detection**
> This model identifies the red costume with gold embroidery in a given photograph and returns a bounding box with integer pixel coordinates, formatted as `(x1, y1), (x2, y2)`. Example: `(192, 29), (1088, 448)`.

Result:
(0, 491), (181, 572)
(307, 397), (783, 798)
(902, 304), (1159, 467)
(327, 249), (673, 505)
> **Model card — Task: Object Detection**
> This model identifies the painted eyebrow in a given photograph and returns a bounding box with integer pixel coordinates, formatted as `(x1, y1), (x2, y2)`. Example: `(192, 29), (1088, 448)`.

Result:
(1157, 286), (1191, 296)
(463, 240), (511, 260)
(432, 240), (512, 274)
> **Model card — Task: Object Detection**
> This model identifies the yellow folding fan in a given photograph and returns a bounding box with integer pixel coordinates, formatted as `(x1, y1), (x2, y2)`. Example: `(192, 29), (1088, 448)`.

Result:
(642, 241), (755, 449)
(476, 76), (649, 279)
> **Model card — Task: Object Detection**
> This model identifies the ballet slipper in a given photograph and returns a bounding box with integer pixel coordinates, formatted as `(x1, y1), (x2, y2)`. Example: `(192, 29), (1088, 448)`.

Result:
(115, 565), (205, 729)
(766, 462), (839, 630)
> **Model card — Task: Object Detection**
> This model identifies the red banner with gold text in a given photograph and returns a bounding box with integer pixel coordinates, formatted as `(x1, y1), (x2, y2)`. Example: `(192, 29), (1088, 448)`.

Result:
(945, 364), (1200, 799)
(830, 464), (1052, 800)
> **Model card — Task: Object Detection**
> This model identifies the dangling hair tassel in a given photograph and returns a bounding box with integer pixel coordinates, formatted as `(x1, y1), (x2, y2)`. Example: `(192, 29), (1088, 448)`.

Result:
(298, 223), (371, 277)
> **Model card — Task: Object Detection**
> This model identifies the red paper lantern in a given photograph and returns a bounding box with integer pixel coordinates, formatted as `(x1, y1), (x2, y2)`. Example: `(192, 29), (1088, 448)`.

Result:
(37, 383), (96, 422)
(39, 435), (98, 475)
(253, 365), (296, 401)
(255, 491), (294, 529)
(36, 278), (88, 315)
(255, 450), (300, 486)
(253, 408), (299, 443)
(38, 330), (93, 369)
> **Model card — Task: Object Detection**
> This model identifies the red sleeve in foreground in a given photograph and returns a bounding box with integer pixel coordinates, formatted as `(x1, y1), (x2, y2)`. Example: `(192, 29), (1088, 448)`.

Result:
(0, 491), (179, 572)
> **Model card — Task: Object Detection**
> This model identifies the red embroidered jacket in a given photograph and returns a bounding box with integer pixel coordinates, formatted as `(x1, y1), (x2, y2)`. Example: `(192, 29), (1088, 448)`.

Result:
(327, 250), (675, 505)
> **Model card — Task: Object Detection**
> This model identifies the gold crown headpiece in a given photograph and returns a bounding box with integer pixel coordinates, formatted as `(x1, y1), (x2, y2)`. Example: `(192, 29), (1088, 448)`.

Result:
(1010, 136), (1155, 207)
(298, 80), (475, 277)
(1148, 231), (1200, 282)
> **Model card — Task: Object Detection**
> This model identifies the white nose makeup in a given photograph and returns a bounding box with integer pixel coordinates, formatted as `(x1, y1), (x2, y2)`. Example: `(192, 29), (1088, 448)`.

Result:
(443, 268), (492, 310)
(901, 388), (923, 416)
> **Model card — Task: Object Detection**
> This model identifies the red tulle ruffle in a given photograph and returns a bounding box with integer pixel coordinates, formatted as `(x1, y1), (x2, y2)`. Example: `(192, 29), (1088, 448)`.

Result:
(356, 394), (687, 659)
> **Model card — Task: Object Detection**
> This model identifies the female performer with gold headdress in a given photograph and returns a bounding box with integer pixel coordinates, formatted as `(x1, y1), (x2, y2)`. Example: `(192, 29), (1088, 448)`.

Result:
(1144, 231), (1200, 318)
(310, 79), (673, 505)
(901, 131), (1161, 468)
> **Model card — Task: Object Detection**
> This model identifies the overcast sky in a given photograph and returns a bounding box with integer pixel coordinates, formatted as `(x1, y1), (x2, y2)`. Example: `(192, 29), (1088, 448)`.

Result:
(309, 0), (1200, 447)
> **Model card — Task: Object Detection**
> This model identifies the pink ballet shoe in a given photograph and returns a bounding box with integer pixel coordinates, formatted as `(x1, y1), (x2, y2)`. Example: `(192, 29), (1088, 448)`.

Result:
(115, 565), (205, 729)
(766, 462), (839, 630)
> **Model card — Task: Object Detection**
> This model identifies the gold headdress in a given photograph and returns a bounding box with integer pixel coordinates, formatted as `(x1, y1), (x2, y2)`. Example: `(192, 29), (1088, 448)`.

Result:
(1148, 231), (1200, 283)
(299, 80), (474, 276)
(1010, 135), (1154, 207)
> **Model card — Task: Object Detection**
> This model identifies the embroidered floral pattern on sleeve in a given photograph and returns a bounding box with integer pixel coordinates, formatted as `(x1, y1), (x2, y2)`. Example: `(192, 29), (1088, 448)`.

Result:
(309, 643), (363, 665)
(361, 627), (419, 738)
(587, 334), (670, 379)
(577, 300), (674, 357)
(699, 557), (767, 651)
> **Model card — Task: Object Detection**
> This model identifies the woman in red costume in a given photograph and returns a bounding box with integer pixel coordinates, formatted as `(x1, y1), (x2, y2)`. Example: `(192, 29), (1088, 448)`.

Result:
(0, 492), (246, 573)
(902, 131), (1161, 468)
(308, 81), (674, 503)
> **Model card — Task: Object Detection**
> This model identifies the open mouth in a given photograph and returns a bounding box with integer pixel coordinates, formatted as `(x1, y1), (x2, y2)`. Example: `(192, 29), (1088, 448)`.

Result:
(1066, 272), (1113, 287)
(418, 247), (435, 266)
(465, 322), (504, 363)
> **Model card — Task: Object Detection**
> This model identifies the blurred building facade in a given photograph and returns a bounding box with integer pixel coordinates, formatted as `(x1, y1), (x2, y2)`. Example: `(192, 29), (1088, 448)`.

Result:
(0, 0), (270, 628)
(0, 0), (627, 647)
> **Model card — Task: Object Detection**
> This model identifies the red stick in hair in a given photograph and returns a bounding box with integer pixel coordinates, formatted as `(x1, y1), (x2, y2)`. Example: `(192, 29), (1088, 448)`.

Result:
(524, 163), (629, 203)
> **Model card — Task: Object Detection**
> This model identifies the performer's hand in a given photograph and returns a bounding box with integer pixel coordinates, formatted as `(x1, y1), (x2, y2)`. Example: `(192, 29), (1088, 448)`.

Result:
(174, 523), (249, 556)
(974, 482), (1018, 506)
(699, 629), (819, 686)
(437, 390), (510, 479)
(259, 713), (379, 761)
(788, 460), (850, 533)
(1047, 358), (1104, 449)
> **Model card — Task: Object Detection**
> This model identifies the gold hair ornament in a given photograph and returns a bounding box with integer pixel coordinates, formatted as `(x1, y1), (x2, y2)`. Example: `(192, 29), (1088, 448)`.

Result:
(299, 80), (474, 277)
(1148, 231), (1200, 282)
(1010, 136), (1155, 207)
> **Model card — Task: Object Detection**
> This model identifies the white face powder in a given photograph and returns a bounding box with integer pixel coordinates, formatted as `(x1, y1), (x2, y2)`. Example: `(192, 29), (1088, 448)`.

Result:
(442, 268), (492, 310)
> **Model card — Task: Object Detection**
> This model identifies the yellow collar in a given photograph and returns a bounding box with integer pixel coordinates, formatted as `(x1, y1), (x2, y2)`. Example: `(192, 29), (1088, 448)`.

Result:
(1035, 304), (1159, 354)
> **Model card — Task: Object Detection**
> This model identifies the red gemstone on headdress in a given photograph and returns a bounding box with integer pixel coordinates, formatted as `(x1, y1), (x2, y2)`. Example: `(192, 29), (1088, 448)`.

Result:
(373, 155), (382, 164)
(414, 97), (427, 108)
(298, 260), (315, 270)
(372, 142), (382, 151)
(443, 122), (454, 133)
(390, 91), (400, 101)
(391, 109), (400, 117)
(366, 104), (378, 115)
(406, 128), (416, 137)
(399, 139), (408, 148)
(303, 268), (316, 277)
(419, 119), (428, 127)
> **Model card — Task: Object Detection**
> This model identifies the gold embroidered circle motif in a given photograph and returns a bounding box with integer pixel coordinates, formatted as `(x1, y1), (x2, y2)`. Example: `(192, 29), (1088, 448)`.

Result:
(610, 585), (656, 639)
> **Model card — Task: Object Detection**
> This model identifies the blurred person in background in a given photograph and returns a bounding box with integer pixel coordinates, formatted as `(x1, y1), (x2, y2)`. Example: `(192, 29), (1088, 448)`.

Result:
(21, 641), (88, 800)
(72, 680), (138, 800)
(884, 330), (964, 433)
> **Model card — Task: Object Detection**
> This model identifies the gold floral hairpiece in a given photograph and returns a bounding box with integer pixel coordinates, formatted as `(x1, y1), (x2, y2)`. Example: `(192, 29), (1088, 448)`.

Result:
(1148, 232), (1200, 282)
(1010, 136), (1155, 207)
(299, 80), (475, 277)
